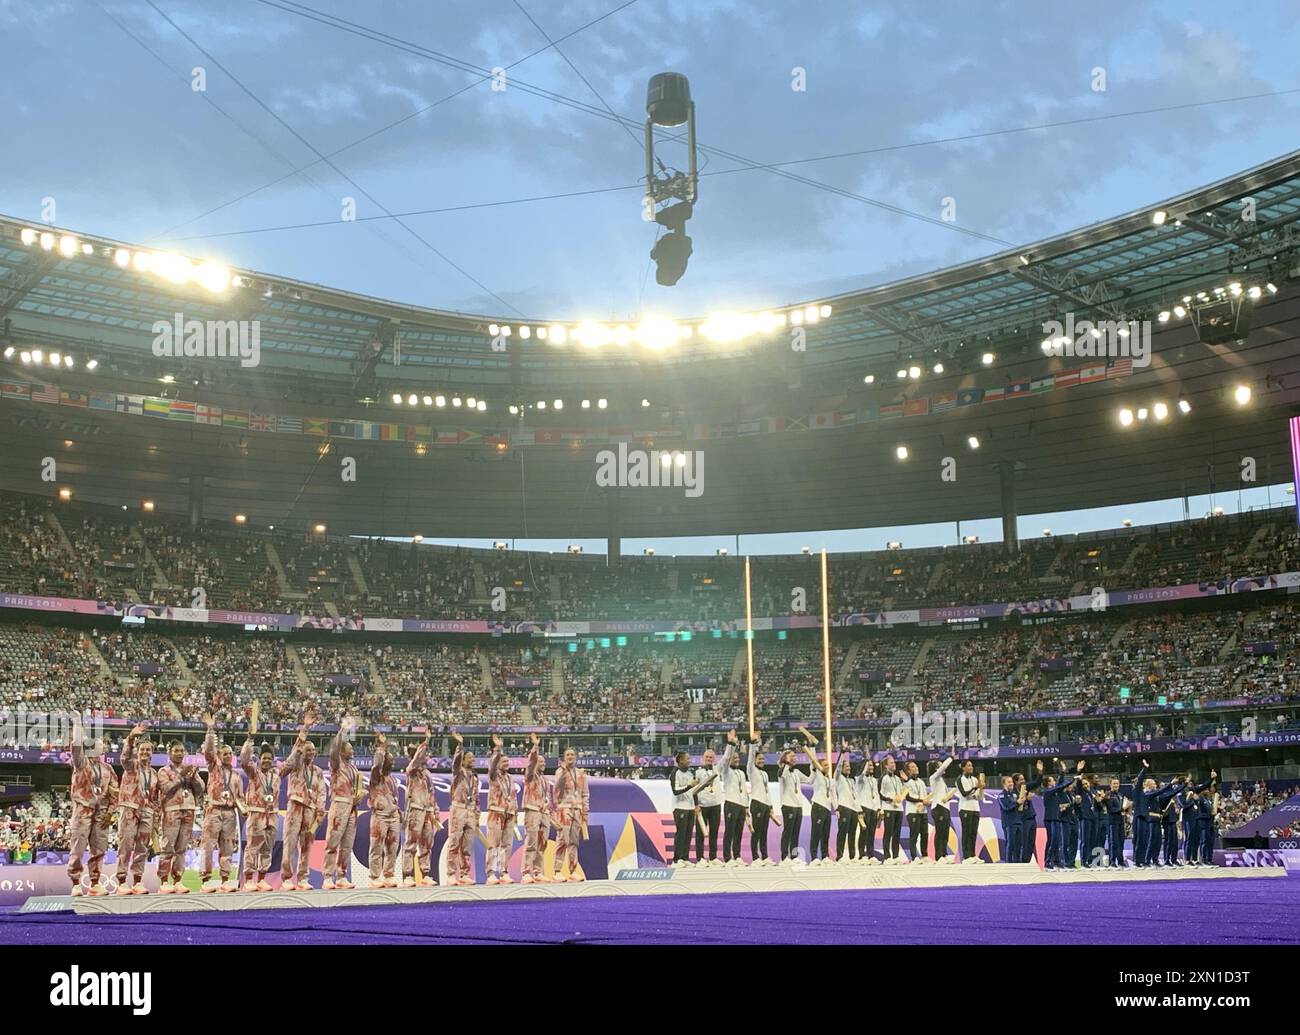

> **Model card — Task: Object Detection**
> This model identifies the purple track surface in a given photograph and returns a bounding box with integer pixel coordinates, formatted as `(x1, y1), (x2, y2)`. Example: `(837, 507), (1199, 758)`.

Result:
(1, 878), (1296, 944)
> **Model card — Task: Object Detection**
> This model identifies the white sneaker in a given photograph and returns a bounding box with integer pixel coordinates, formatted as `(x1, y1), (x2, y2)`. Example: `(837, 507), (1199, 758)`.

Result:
(322, 879), (336, 891)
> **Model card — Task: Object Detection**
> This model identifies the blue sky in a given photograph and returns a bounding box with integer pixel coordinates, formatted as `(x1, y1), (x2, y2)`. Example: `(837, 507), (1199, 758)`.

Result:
(4, 1), (1299, 552)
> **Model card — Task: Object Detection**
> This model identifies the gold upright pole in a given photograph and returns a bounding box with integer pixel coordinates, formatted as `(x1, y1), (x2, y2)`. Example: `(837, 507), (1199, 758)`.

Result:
(744, 555), (755, 741)
(820, 548), (832, 752)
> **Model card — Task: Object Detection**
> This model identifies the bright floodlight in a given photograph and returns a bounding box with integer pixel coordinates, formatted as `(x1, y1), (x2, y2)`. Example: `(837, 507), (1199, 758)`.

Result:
(1178, 398), (1191, 414)
(1118, 408), (1134, 427)
(196, 262), (231, 293)
(1248, 286), (1261, 300)
(1234, 384), (1251, 406)
(20, 228), (36, 245)
(895, 445), (909, 460)
(422, 395), (432, 406)
(641, 398), (650, 407)
(896, 369), (907, 379)
(553, 399), (563, 410)
(1137, 407), (1149, 421)
(452, 397), (463, 407)
(488, 324), (499, 336)
(467, 397), (477, 408)
(548, 324), (568, 344)
(863, 375), (874, 384)
(49, 352), (61, 366)
(86, 359), (98, 371)
(58, 235), (78, 257)
(509, 405), (519, 415)
(597, 398), (607, 409)
(908, 366), (921, 379)
(637, 316), (680, 349)
(1173, 305), (1187, 318)
(519, 326), (531, 339)
(63, 355), (74, 368)
(1153, 402), (1169, 421)
(981, 352), (994, 365)
(392, 393), (403, 405)
(933, 362), (944, 374)
(1152, 210), (1167, 225)
(660, 452), (673, 468)
(407, 394), (418, 405)
(967, 435), (980, 449)
(477, 400), (486, 411)
(435, 395), (446, 407)
(1158, 311), (1170, 322)
(674, 452), (686, 467)
(581, 399), (591, 409)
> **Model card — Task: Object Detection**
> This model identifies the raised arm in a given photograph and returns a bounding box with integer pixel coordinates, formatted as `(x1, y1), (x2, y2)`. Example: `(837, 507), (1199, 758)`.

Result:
(408, 730), (430, 775)
(122, 722), (147, 773)
(202, 713), (218, 769)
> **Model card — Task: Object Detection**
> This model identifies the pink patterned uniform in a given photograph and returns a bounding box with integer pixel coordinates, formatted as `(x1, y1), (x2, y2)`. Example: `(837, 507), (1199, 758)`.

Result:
(239, 740), (285, 885)
(322, 731), (362, 883)
(67, 740), (119, 889)
(114, 732), (159, 887)
(551, 763), (589, 879)
(281, 736), (327, 887)
(402, 741), (440, 882)
(445, 748), (480, 882)
(199, 730), (244, 885)
(367, 743), (401, 883)
(156, 760), (204, 886)
(485, 749), (518, 878)
(521, 746), (551, 879)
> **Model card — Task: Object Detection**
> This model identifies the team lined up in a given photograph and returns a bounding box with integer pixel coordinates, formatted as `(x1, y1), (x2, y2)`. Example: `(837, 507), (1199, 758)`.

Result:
(668, 730), (1220, 869)
(63, 711), (591, 895)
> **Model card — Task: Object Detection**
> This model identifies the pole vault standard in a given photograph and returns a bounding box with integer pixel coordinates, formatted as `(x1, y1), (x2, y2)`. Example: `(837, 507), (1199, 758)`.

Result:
(744, 555), (756, 742)
(820, 548), (833, 751)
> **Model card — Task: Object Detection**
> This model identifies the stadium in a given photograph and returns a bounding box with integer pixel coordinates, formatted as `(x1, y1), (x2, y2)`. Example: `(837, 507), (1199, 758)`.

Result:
(2, 0), (1299, 991)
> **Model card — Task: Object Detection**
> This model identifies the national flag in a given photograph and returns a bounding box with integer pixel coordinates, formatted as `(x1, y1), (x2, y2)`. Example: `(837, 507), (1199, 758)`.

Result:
(809, 412), (835, 429)
(855, 403), (877, 422)
(783, 415), (808, 432)
(328, 420), (353, 438)
(1005, 380), (1031, 399)
(984, 387), (1006, 403)
(223, 410), (249, 429)
(167, 400), (196, 421)
(409, 424), (432, 442)
(1053, 368), (1080, 389)
(143, 397), (170, 418)
(834, 409), (858, 425)
(115, 394), (143, 415)
(1030, 375), (1054, 394)
(250, 414), (274, 432)
(485, 434), (508, 448)
(304, 418), (328, 436)
(196, 405), (223, 426)
(535, 430), (562, 444)
(378, 422), (399, 441)
(736, 419), (762, 436)
(765, 418), (786, 433)
(1079, 364), (1107, 384)
(1106, 358), (1133, 379)
(903, 398), (930, 417)
(932, 392), (956, 414)
(956, 388), (984, 407)
(30, 382), (59, 404)
(2, 380), (30, 401)
(88, 391), (116, 412)
(59, 389), (88, 408)
(879, 403), (904, 419)
(459, 429), (482, 444)
(276, 415), (302, 434)
(434, 430), (459, 445)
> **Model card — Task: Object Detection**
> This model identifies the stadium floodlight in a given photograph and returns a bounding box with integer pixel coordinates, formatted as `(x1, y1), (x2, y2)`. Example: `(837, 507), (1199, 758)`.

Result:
(49, 352), (60, 367)
(908, 366), (921, 379)
(421, 395), (432, 406)
(19, 351), (30, 364)
(660, 452), (673, 468)
(142, 500), (155, 512)
(1234, 384), (1252, 406)
(39, 232), (54, 251)
(2, 347), (12, 359)
(820, 304), (832, 318)
(791, 310), (804, 326)
(567, 544), (583, 554)
(495, 542), (509, 551)
(85, 359), (98, 371)
(1137, 407), (1148, 421)
(19, 227), (36, 245)
(196, 262), (231, 293)
(863, 374), (874, 384)
(467, 397), (477, 408)
(597, 398), (607, 409)
(1121, 518), (1132, 527)
(895, 444), (909, 460)
(1118, 407), (1134, 427)
(1153, 401), (1169, 421)
(981, 352), (995, 365)
(508, 405), (519, 415)
(967, 435), (980, 449)
(803, 305), (820, 324)
(435, 395), (446, 407)
(313, 523), (326, 534)
(548, 324), (568, 344)
(1229, 282), (1242, 296)
(412, 535), (423, 543)
(581, 399), (591, 409)
(1267, 282), (1278, 294)
(553, 399), (563, 410)
(58, 235), (78, 257)
(453, 397), (463, 407)
(897, 369), (907, 379)
(519, 326), (531, 339)
(58, 488), (71, 501)
(963, 535), (979, 544)
(933, 362), (944, 374)
(1173, 305), (1186, 318)
(63, 355), (73, 368)
(637, 315), (681, 349)
(1042, 528), (1052, 537)
(488, 324), (500, 336)
(392, 393), (402, 404)
(674, 452), (686, 467)
(1178, 397), (1191, 414)
(477, 400), (486, 411)
(644, 548), (655, 556)
(407, 393), (418, 406)
(31, 349), (42, 365)
(1158, 311), (1170, 322)
(500, 326), (512, 336)
(114, 248), (131, 267)
(1152, 210), (1167, 225)
(887, 541), (902, 550)
(641, 398), (651, 407)
(716, 548), (728, 556)
(801, 546), (811, 554)
(1248, 286), (1262, 300)
(536, 327), (548, 340)
(234, 514), (247, 524)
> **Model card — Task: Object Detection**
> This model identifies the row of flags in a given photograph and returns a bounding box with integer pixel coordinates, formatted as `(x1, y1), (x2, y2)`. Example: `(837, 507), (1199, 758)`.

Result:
(0, 358), (1136, 449)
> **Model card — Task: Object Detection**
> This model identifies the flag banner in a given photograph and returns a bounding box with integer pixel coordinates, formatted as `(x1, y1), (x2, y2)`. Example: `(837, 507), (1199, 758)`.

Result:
(276, 415), (302, 434)
(167, 400), (195, 421)
(30, 382), (59, 404)
(1030, 375), (1054, 393)
(879, 403), (904, 419)
(223, 410), (249, 429)
(250, 414), (274, 432)
(115, 394), (143, 415)
(378, 422), (399, 440)
(1005, 380), (1031, 398)
(328, 420), (353, 438)
(196, 405), (223, 425)
(834, 409), (858, 425)
(783, 416), (808, 431)
(1107, 358), (1133, 379)
(1, 380), (29, 401)
(809, 412), (836, 428)
(59, 389), (88, 408)
(736, 419), (762, 435)
(931, 392), (956, 413)
(1079, 364), (1107, 383)
(304, 417), (328, 435)
(903, 397), (930, 417)
(956, 388), (984, 406)
(1053, 368), (1080, 388)
(984, 387), (1006, 402)
(88, 391), (116, 412)
(143, 397), (170, 418)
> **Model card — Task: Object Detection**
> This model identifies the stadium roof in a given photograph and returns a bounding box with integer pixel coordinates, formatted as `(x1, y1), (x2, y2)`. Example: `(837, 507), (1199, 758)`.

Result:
(3, 150), (1300, 539)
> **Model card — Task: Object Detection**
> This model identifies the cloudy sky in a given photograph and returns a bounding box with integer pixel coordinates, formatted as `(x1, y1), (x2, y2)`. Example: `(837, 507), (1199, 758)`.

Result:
(4, 0), (1300, 322)
(3, 0), (1298, 551)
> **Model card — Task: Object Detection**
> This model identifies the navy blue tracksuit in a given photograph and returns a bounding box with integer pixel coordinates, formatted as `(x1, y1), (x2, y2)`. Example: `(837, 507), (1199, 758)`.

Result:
(999, 789), (1022, 863)
(1104, 791), (1127, 866)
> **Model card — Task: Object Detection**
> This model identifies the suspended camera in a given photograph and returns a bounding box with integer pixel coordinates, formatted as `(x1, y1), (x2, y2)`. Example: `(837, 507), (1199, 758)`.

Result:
(644, 72), (698, 286)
